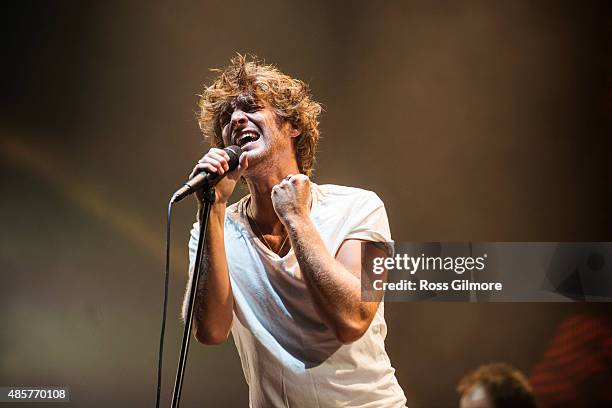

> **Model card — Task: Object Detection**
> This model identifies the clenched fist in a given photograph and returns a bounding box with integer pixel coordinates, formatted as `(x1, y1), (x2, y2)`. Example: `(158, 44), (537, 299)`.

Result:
(271, 174), (312, 225)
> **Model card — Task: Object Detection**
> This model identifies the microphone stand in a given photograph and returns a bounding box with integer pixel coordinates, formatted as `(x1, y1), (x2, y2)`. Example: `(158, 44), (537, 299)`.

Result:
(170, 187), (215, 408)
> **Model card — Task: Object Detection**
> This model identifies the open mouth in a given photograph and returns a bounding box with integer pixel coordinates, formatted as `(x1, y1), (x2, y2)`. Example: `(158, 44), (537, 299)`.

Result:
(235, 131), (260, 147)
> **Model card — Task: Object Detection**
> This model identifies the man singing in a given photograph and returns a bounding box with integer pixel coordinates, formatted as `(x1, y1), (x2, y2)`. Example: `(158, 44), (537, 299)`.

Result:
(183, 55), (407, 407)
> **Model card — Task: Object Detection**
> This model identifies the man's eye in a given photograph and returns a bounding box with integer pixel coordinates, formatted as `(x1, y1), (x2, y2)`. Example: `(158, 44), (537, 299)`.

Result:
(245, 105), (261, 113)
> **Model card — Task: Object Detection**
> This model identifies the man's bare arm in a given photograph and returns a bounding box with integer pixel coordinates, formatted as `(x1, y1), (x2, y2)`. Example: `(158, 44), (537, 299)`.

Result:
(182, 203), (233, 345)
(272, 174), (385, 344)
(286, 217), (384, 344)
(181, 148), (248, 345)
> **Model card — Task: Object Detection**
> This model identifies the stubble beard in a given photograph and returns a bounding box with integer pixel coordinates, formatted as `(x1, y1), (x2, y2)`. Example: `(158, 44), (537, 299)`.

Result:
(244, 130), (291, 179)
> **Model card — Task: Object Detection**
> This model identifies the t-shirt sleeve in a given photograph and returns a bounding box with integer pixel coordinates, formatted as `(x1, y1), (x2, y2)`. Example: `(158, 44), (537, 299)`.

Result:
(187, 222), (200, 277)
(344, 191), (394, 256)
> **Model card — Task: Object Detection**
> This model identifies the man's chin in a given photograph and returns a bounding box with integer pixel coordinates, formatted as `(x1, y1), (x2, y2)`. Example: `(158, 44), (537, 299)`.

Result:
(242, 147), (269, 163)
(240, 143), (263, 155)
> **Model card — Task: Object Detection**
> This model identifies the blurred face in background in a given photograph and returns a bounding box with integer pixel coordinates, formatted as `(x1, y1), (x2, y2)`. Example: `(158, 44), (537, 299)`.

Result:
(459, 385), (493, 408)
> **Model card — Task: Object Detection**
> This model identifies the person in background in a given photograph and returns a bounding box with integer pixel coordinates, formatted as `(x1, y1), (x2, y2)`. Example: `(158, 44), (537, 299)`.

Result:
(529, 312), (612, 407)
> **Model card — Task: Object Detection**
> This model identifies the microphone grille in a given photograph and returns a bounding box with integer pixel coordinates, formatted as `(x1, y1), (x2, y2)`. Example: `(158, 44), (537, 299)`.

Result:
(224, 145), (242, 171)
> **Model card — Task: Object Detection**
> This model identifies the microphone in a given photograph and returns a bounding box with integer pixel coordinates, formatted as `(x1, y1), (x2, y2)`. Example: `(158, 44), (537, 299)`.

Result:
(171, 145), (242, 203)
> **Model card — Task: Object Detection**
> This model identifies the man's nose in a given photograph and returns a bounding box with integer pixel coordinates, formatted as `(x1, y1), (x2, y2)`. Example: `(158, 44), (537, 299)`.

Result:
(231, 110), (248, 127)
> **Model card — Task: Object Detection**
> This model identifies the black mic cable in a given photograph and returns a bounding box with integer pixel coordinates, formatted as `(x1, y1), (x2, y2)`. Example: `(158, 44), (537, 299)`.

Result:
(156, 198), (173, 408)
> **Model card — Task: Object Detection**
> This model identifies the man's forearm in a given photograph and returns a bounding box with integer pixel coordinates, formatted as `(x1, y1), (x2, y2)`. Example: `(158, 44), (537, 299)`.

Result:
(284, 216), (371, 344)
(182, 203), (233, 345)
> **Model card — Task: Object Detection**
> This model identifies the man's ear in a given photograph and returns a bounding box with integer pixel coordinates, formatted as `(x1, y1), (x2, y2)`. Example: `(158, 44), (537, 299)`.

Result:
(289, 123), (301, 139)
(282, 120), (301, 139)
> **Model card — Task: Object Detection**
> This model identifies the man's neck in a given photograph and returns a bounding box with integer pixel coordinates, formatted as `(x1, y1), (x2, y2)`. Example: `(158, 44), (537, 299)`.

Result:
(245, 164), (299, 234)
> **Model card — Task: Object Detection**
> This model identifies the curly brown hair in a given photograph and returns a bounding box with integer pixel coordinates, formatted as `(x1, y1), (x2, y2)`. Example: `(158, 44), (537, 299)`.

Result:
(197, 54), (322, 177)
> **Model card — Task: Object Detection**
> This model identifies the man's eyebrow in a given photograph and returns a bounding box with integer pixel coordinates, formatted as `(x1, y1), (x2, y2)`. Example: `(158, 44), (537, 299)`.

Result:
(234, 94), (260, 108)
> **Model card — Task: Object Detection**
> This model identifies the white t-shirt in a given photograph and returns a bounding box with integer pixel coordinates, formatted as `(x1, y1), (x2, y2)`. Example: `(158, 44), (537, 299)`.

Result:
(188, 183), (407, 408)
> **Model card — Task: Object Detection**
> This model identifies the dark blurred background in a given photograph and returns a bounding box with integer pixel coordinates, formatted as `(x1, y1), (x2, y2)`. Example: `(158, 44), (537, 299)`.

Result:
(1, 1), (610, 407)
